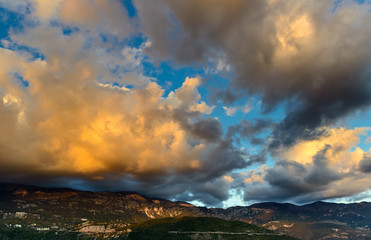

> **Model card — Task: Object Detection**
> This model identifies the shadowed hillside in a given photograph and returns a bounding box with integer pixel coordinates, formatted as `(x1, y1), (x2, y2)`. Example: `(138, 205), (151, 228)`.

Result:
(128, 217), (298, 240)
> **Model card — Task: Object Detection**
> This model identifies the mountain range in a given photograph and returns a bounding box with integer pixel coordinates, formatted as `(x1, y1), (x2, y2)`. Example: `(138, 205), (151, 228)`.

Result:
(0, 183), (370, 239)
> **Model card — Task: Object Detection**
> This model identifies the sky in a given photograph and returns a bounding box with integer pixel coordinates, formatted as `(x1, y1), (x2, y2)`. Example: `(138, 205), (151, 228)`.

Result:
(0, 0), (370, 208)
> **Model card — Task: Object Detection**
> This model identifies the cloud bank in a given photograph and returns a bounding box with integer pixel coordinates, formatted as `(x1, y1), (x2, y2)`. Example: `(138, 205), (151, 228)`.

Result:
(241, 127), (371, 203)
(0, 0), (370, 206)
(0, 0), (248, 205)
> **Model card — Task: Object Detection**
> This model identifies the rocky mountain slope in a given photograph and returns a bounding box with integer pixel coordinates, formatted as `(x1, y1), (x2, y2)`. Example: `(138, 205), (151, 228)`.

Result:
(0, 183), (370, 239)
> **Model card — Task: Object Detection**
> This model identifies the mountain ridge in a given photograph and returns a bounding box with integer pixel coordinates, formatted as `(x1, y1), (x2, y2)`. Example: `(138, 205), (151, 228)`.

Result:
(0, 183), (370, 239)
(2, 182), (366, 209)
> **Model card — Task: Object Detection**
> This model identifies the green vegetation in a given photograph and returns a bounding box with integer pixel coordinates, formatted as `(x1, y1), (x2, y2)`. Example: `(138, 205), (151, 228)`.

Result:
(128, 217), (299, 240)
(0, 227), (92, 240)
(0, 227), (132, 240)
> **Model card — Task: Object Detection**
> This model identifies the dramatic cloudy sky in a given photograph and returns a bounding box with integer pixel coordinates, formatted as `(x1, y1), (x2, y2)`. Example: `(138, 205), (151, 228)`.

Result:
(0, 0), (370, 207)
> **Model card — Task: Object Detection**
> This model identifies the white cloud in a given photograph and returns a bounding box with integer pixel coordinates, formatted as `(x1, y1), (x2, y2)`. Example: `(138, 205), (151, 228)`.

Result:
(223, 106), (238, 116)
(223, 101), (252, 116)
(190, 101), (215, 114)
(242, 102), (252, 114)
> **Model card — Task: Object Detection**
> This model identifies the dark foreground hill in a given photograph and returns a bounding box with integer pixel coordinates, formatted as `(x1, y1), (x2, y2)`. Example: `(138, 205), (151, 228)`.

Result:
(0, 183), (370, 240)
(128, 217), (298, 240)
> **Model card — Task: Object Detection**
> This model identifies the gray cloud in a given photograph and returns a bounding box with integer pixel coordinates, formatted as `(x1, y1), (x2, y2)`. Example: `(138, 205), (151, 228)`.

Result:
(200, 141), (247, 180)
(359, 154), (371, 173)
(246, 153), (267, 167)
(243, 158), (330, 203)
(243, 142), (371, 203)
(250, 137), (265, 145)
(239, 119), (273, 138)
(303, 145), (341, 186)
(191, 117), (222, 141)
(212, 87), (241, 105)
(227, 119), (274, 145)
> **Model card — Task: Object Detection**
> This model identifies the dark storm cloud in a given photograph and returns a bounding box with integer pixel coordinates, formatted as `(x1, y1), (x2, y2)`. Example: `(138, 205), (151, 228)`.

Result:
(227, 119), (274, 145)
(191, 117), (223, 141)
(135, 0), (371, 147)
(243, 158), (327, 203)
(119, 173), (231, 206)
(246, 153), (267, 166)
(243, 142), (370, 203)
(242, 160), (319, 203)
(250, 137), (265, 145)
(359, 154), (371, 173)
(239, 119), (273, 138)
(129, 139), (245, 206)
(200, 141), (248, 179)
(269, 71), (371, 149)
(264, 160), (313, 195)
(212, 87), (241, 105)
(303, 145), (341, 186)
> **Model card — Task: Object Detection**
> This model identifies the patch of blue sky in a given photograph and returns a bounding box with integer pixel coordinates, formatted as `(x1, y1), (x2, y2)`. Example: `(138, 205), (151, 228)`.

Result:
(329, 189), (371, 204)
(143, 60), (205, 94)
(0, 7), (26, 45)
(223, 189), (246, 208)
(13, 72), (29, 88)
(125, 33), (146, 48)
(0, 0), (31, 14)
(188, 199), (207, 208)
(354, 0), (367, 4)
(121, 0), (137, 19)
(332, 0), (345, 12)
(340, 109), (371, 151)
(342, 109), (371, 129)
(215, 96), (285, 134)
(114, 82), (132, 89)
(111, 64), (131, 76)
(332, 0), (368, 12)
(95, 33), (145, 61)
(98, 32), (109, 43)
(61, 179), (98, 192)
(0, 7), (45, 61)
(99, 81), (133, 91)
(4, 41), (44, 61)
(204, 71), (231, 90)
(48, 21), (80, 37)
(62, 26), (80, 36)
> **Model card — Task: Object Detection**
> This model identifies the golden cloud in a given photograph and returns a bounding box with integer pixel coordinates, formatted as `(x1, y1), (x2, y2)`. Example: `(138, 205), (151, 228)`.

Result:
(242, 127), (371, 202)
(0, 24), (220, 179)
(279, 127), (369, 169)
